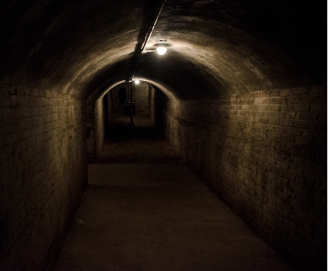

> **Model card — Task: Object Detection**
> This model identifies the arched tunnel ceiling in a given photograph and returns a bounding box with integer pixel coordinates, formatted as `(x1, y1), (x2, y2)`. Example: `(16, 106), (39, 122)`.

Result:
(0, 0), (326, 99)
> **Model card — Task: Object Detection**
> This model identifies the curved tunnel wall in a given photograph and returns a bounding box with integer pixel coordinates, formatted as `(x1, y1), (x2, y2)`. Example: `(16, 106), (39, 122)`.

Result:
(0, 0), (326, 270)
(158, 86), (326, 271)
(0, 86), (88, 270)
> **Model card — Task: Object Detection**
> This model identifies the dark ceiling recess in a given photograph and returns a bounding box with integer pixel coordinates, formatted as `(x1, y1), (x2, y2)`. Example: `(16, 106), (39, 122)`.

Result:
(0, 0), (325, 99)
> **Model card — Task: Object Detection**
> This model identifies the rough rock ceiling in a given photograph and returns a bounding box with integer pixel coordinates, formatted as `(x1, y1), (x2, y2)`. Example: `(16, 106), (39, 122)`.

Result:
(0, 0), (326, 99)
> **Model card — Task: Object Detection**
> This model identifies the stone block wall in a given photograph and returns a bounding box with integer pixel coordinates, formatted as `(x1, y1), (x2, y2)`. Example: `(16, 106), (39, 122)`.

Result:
(0, 85), (87, 270)
(157, 86), (327, 271)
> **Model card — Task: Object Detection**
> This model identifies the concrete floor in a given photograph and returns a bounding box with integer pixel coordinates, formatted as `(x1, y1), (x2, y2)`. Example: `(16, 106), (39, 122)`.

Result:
(53, 116), (295, 271)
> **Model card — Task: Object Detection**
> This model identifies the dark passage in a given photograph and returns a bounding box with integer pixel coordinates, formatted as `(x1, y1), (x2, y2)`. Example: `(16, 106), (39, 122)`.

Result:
(98, 114), (181, 164)
(54, 117), (295, 271)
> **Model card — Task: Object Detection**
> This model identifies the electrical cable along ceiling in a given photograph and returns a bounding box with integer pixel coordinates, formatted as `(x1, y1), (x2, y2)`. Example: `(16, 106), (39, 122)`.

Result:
(0, 0), (325, 99)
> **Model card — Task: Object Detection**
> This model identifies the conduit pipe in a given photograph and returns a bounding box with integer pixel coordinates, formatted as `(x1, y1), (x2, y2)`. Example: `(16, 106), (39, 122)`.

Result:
(128, 0), (166, 81)
(127, 0), (166, 130)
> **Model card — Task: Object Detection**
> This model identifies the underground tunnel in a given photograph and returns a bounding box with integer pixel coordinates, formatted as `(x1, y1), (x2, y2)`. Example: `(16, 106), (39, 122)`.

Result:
(0, 0), (326, 270)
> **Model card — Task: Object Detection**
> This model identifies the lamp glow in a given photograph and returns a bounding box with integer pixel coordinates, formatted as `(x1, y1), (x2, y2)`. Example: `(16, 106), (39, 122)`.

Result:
(135, 80), (140, 84)
(156, 46), (167, 55)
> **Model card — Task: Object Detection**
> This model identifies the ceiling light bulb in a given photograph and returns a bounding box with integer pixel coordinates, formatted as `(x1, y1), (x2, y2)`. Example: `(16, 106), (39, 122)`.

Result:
(135, 80), (140, 84)
(156, 46), (167, 55)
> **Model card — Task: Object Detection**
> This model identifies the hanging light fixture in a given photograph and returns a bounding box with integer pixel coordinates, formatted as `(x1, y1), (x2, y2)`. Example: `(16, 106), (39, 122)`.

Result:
(135, 80), (140, 84)
(156, 46), (167, 55)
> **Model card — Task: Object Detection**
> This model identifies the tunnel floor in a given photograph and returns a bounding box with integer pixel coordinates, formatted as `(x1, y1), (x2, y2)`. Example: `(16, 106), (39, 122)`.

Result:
(53, 116), (295, 271)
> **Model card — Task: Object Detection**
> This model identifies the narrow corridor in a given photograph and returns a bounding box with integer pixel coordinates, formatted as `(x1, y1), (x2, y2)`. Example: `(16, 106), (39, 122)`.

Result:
(54, 117), (295, 271)
(1, 2), (326, 270)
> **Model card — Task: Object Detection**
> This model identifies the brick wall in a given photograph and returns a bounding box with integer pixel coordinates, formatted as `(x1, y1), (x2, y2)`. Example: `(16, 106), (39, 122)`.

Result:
(0, 85), (87, 270)
(157, 86), (327, 271)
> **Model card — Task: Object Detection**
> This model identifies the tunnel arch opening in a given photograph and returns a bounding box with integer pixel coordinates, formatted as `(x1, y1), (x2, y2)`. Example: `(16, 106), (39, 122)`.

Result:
(86, 78), (178, 162)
